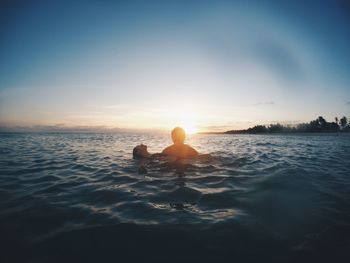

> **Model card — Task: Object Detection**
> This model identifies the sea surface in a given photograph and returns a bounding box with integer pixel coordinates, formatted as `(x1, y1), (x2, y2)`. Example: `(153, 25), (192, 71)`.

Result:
(1, 132), (350, 262)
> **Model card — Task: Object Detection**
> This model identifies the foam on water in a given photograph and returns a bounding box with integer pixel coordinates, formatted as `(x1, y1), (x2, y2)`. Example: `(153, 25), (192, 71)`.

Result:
(1, 133), (350, 262)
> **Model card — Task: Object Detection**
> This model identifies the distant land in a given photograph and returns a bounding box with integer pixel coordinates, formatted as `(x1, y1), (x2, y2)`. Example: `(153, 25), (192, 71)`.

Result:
(1, 116), (350, 134)
(202, 116), (350, 134)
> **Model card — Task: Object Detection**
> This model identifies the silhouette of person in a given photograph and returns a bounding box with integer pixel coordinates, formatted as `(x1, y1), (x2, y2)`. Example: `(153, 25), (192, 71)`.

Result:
(133, 127), (210, 175)
(161, 127), (198, 158)
(133, 127), (198, 159)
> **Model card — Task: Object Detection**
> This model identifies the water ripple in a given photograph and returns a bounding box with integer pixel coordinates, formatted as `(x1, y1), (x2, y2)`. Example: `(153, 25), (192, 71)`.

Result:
(1, 132), (350, 256)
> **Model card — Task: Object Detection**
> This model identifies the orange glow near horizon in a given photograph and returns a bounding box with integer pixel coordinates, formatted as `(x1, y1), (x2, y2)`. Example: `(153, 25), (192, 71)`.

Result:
(170, 109), (199, 134)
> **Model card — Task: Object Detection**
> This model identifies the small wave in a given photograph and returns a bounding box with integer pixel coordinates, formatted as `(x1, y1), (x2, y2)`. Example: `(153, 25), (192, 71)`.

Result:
(1, 132), (350, 261)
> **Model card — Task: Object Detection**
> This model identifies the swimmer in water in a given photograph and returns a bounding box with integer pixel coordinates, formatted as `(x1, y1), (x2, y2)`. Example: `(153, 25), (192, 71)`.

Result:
(133, 127), (210, 174)
(133, 127), (198, 159)
(162, 127), (198, 159)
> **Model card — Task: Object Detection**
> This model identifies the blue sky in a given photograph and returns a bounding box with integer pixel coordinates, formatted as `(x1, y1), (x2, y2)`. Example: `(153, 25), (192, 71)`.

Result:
(1, 0), (350, 131)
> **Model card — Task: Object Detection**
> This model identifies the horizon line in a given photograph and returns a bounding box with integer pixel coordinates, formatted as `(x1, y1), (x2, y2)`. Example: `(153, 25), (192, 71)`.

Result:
(1, 115), (348, 133)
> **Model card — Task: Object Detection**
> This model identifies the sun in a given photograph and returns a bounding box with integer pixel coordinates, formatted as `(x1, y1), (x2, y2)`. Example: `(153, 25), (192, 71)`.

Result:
(166, 108), (199, 134)
(181, 122), (198, 134)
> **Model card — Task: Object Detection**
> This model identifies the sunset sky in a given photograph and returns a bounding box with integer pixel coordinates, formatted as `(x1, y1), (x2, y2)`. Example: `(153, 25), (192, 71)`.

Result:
(1, 0), (350, 132)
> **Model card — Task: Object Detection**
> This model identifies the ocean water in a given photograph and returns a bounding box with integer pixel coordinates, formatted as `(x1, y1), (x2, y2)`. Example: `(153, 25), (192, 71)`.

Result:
(1, 132), (350, 262)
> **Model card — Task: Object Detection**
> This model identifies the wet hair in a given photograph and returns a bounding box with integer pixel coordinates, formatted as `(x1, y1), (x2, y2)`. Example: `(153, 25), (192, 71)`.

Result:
(133, 144), (148, 158)
(171, 127), (186, 144)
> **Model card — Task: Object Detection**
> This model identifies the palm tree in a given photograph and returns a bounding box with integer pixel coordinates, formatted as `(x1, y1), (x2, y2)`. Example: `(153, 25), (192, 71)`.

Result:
(340, 116), (348, 128)
(318, 116), (327, 128)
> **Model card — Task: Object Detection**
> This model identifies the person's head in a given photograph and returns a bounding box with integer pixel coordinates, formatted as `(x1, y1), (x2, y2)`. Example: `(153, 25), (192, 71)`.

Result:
(171, 127), (186, 145)
(133, 144), (150, 159)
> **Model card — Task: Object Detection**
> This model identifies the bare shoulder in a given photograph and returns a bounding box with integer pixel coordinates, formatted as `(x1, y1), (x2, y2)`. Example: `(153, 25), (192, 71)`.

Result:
(184, 144), (199, 156)
(162, 145), (174, 154)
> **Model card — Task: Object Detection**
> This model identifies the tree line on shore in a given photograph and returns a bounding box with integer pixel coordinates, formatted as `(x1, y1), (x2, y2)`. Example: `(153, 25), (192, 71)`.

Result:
(225, 116), (350, 134)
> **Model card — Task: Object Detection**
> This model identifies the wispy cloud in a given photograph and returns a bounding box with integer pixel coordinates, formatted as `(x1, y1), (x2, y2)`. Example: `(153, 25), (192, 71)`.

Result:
(198, 121), (254, 132)
(197, 125), (234, 132)
(253, 101), (275, 106)
(346, 101), (350, 105)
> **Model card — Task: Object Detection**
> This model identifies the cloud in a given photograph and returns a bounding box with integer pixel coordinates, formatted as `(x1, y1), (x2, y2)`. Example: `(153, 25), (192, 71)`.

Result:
(197, 125), (234, 132)
(253, 101), (274, 106)
(346, 101), (350, 105)
(198, 121), (254, 132)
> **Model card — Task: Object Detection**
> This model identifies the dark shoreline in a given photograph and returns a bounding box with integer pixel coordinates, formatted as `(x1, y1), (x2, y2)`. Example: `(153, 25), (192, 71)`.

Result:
(200, 116), (350, 135)
(199, 131), (350, 135)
